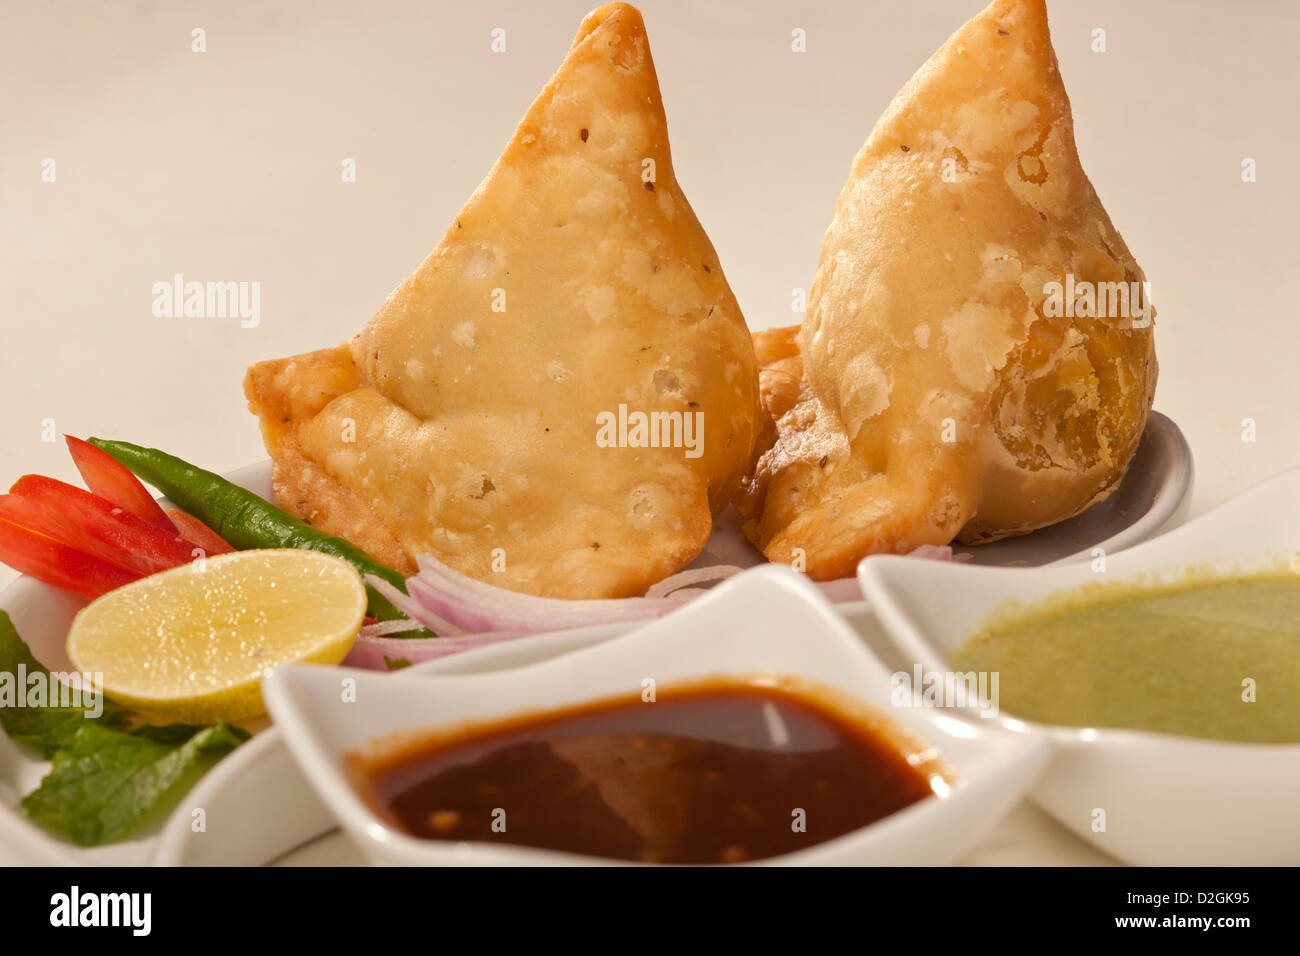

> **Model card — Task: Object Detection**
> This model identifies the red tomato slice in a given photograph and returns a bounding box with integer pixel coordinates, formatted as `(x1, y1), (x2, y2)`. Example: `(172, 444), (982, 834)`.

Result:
(167, 509), (235, 556)
(66, 435), (176, 532)
(0, 516), (138, 599)
(0, 494), (148, 575)
(10, 475), (196, 573)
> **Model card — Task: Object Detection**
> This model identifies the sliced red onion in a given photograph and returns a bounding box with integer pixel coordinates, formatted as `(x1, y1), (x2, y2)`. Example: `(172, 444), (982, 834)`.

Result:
(346, 544), (983, 672)
(906, 544), (974, 563)
(366, 575), (467, 635)
(359, 616), (430, 638)
(344, 629), (529, 670)
(406, 553), (691, 633)
(815, 577), (863, 602)
(645, 565), (745, 598)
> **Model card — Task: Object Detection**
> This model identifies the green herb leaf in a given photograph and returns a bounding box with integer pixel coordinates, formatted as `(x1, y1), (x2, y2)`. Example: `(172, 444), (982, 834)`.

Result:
(21, 720), (248, 846)
(0, 610), (129, 757)
(0, 610), (250, 845)
(384, 656), (413, 671)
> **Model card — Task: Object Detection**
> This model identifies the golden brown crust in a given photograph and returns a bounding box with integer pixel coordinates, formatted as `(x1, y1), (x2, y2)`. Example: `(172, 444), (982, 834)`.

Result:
(244, 3), (759, 599)
(243, 348), (417, 575)
(736, 0), (1157, 579)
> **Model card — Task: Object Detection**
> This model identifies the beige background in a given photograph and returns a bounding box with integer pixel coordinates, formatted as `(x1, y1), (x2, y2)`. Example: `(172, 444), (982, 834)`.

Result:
(3, 0), (1298, 553)
(1, 0), (1295, 866)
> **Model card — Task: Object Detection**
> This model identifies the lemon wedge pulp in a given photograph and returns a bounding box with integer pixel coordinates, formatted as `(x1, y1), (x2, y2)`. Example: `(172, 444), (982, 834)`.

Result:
(67, 548), (366, 724)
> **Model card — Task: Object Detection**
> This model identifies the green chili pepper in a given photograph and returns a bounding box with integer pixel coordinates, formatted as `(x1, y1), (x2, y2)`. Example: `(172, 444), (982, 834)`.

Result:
(88, 438), (428, 632)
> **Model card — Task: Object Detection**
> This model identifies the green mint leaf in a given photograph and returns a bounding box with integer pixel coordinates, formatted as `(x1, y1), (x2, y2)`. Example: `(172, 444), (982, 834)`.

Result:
(1, 610), (249, 845)
(0, 610), (129, 757)
(21, 720), (248, 846)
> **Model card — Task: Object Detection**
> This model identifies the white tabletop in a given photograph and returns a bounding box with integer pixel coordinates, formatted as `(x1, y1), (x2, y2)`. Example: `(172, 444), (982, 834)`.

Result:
(1, 0), (1295, 866)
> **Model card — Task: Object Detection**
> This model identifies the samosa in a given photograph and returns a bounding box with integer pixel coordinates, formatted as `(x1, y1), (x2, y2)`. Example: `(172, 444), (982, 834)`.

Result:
(736, 0), (1157, 580)
(246, 3), (759, 599)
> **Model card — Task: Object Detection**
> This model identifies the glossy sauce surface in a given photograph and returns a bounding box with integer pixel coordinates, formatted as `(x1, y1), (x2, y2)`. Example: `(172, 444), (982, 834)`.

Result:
(350, 682), (939, 864)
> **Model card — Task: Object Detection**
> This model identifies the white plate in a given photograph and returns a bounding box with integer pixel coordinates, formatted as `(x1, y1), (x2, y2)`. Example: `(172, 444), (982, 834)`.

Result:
(1, 412), (1191, 864)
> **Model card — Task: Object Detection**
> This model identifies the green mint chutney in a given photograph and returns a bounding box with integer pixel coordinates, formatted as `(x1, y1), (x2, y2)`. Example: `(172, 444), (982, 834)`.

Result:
(950, 571), (1300, 743)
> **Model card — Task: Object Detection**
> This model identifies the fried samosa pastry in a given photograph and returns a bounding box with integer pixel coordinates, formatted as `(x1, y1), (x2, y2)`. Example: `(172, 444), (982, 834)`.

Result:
(736, 0), (1157, 580)
(245, 3), (759, 599)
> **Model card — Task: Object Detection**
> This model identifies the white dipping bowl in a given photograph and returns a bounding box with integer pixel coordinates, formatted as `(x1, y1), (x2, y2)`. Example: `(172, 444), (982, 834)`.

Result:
(859, 468), (1300, 866)
(264, 564), (1047, 866)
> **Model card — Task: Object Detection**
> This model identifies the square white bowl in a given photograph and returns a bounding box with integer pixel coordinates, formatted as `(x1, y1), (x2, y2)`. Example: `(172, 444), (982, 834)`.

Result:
(263, 564), (1047, 866)
(859, 468), (1300, 866)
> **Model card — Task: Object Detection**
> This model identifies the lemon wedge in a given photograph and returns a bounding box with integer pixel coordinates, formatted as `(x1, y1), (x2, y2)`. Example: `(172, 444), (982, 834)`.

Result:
(67, 548), (366, 724)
